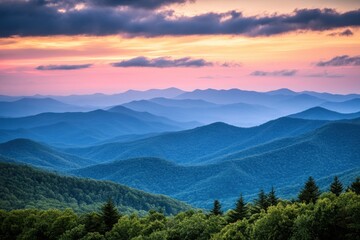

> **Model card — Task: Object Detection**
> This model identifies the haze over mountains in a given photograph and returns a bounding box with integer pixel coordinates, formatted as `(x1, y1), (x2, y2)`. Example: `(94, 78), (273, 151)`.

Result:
(0, 108), (198, 147)
(72, 120), (360, 208)
(1, 88), (359, 126)
(1, 87), (359, 210)
(0, 98), (90, 117)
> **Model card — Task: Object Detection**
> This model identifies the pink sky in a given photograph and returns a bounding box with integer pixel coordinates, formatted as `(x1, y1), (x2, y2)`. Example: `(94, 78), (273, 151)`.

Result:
(0, 0), (359, 95)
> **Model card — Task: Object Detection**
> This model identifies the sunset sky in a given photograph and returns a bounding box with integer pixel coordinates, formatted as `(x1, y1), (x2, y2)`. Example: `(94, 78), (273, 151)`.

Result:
(0, 0), (359, 95)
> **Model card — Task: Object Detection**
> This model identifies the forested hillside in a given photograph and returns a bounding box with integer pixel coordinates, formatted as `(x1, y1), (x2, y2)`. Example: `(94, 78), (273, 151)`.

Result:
(0, 162), (190, 215)
(1, 176), (359, 240)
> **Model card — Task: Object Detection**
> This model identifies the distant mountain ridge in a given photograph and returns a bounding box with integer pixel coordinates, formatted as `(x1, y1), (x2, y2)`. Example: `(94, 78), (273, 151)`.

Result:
(0, 138), (95, 170)
(122, 98), (279, 126)
(0, 97), (90, 117)
(320, 98), (360, 113)
(288, 107), (360, 120)
(0, 108), (198, 146)
(72, 120), (360, 208)
(65, 117), (329, 164)
(38, 88), (185, 107)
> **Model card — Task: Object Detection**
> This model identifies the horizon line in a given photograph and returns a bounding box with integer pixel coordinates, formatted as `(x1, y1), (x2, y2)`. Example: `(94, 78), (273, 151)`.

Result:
(1, 87), (360, 97)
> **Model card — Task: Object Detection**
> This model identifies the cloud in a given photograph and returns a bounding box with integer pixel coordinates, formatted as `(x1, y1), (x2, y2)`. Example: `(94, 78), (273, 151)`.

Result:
(198, 75), (232, 79)
(250, 69), (297, 77)
(111, 56), (212, 68)
(328, 28), (353, 36)
(36, 64), (93, 70)
(8, 0), (191, 10)
(1, 3), (360, 37)
(305, 71), (344, 78)
(316, 55), (360, 66)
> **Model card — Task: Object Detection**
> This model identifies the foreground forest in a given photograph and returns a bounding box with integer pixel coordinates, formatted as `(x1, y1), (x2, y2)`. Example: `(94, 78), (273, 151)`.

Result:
(1, 176), (359, 240)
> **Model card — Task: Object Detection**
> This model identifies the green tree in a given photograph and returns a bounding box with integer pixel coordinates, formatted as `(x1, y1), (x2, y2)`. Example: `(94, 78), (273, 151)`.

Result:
(348, 177), (360, 194)
(255, 189), (269, 211)
(101, 199), (120, 232)
(212, 219), (252, 240)
(229, 194), (247, 223)
(268, 186), (278, 206)
(253, 204), (299, 240)
(330, 176), (343, 196)
(298, 177), (320, 204)
(83, 212), (103, 233)
(211, 200), (222, 216)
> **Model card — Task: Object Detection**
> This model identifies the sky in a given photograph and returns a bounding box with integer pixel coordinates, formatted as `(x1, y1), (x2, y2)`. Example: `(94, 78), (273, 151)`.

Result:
(0, 0), (359, 95)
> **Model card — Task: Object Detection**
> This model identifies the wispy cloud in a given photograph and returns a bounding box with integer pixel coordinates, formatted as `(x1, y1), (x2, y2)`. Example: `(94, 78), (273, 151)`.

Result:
(305, 71), (344, 78)
(198, 75), (232, 79)
(111, 57), (213, 68)
(250, 69), (297, 77)
(316, 55), (360, 67)
(328, 29), (354, 37)
(1, 3), (359, 37)
(36, 64), (93, 70)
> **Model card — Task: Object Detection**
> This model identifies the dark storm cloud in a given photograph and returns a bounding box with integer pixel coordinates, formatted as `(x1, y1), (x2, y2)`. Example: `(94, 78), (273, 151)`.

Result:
(316, 55), (360, 66)
(1, 1), (360, 37)
(7, 0), (191, 9)
(251, 70), (297, 77)
(36, 64), (93, 70)
(111, 56), (212, 68)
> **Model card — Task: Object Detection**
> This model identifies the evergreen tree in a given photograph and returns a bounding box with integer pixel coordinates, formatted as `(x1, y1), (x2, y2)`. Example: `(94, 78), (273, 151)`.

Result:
(330, 176), (343, 196)
(101, 198), (120, 232)
(267, 186), (278, 206)
(298, 176), (321, 203)
(255, 189), (269, 211)
(348, 177), (360, 194)
(211, 200), (222, 216)
(229, 194), (247, 222)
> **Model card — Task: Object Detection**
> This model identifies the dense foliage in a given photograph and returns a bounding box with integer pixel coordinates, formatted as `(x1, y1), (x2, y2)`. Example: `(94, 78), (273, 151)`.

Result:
(1, 189), (359, 239)
(0, 162), (190, 214)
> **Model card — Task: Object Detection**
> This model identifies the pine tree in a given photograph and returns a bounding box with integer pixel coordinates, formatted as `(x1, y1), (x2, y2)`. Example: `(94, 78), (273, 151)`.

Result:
(267, 186), (278, 206)
(348, 177), (360, 194)
(101, 198), (120, 232)
(330, 176), (343, 196)
(229, 194), (247, 222)
(211, 200), (222, 216)
(298, 176), (321, 203)
(255, 189), (269, 211)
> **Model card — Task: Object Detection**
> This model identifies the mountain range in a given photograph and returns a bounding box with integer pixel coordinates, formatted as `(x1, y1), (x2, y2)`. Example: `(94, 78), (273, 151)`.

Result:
(0, 98), (90, 117)
(0, 108), (198, 147)
(64, 117), (329, 164)
(288, 107), (360, 120)
(71, 120), (360, 208)
(1, 88), (359, 211)
(0, 138), (94, 170)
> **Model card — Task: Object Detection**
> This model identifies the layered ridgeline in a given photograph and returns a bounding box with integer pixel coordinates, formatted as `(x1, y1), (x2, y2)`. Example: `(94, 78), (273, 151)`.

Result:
(0, 88), (185, 108)
(0, 107), (198, 147)
(65, 117), (329, 164)
(320, 98), (360, 113)
(288, 107), (360, 120)
(0, 139), (95, 170)
(122, 98), (280, 127)
(0, 98), (91, 117)
(72, 120), (360, 208)
(1, 117), (359, 209)
(0, 161), (190, 214)
(2, 89), (359, 126)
